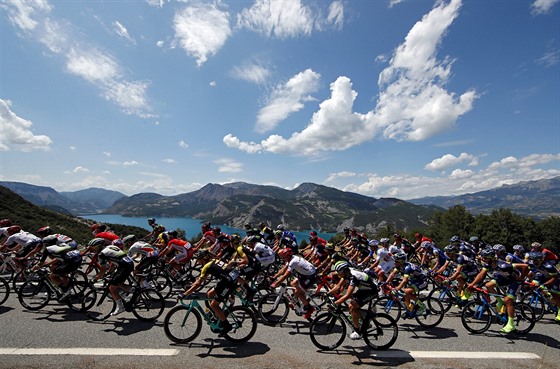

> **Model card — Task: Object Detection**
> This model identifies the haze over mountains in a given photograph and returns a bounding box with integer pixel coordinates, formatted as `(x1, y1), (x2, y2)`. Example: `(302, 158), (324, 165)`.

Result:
(2, 176), (558, 232)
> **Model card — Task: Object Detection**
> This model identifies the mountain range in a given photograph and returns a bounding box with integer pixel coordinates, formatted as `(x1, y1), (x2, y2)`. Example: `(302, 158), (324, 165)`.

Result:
(2, 176), (558, 233)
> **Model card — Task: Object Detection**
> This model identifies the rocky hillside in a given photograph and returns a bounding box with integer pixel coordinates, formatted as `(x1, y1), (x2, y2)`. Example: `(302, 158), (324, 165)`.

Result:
(409, 177), (560, 219)
(106, 182), (442, 232)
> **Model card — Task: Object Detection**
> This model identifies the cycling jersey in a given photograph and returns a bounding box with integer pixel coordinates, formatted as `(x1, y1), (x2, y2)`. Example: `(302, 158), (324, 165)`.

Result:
(376, 248), (395, 273)
(42, 234), (77, 249)
(99, 245), (134, 285)
(453, 254), (479, 279)
(128, 241), (158, 258)
(166, 239), (194, 262)
(287, 255), (316, 277)
(95, 231), (121, 244)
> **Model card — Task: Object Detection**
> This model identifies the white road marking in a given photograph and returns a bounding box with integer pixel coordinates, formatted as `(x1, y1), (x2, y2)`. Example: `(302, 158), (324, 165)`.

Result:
(0, 348), (179, 356)
(371, 351), (540, 359)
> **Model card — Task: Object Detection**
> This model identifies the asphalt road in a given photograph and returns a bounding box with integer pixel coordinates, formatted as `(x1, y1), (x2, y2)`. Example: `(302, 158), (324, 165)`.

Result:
(0, 291), (558, 369)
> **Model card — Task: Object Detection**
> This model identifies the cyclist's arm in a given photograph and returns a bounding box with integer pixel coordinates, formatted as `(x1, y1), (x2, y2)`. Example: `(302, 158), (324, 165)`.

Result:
(467, 268), (488, 288)
(334, 284), (355, 306)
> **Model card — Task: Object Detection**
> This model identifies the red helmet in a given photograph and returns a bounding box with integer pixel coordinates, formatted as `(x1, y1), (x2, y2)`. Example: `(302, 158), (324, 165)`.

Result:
(278, 248), (293, 260)
(0, 219), (12, 227)
(89, 223), (102, 231)
(7, 225), (22, 235)
(37, 226), (52, 237)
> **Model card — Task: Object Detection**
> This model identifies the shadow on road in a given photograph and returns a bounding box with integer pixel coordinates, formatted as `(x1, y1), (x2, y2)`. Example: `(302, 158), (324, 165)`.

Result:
(315, 347), (414, 367)
(169, 339), (271, 359)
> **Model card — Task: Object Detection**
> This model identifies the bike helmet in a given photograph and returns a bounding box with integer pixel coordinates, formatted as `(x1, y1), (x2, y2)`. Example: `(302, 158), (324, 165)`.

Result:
(276, 224), (285, 231)
(480, 248), (496, 259)
(368, 239), (379, 247)
(194, 249), (211, 260)
(88, 238), (106, 248)
(212, 227), (221, 234)
(325, 243), (335, 251)
(512, 244), (525, 253)
(469, 236), (479, 242)
(122, 235), (137, 245)
(379, 238), (390, 245)
(492, 244), (506, 253)
(230, 234), (241, 243)
(343, 227), (350, 233)
(444, 244), (458, 254)
(112, 239), (124, 249)
(7, 225), (21, 235)
(530, 242), (542, 250)
(449, 236), (460, 243)
(278, 248), (293, 260)
(147, 218), (156, 224)
(274, 230), (283, 237)
(218, 234), (230, 243)
(201, 222), (211, 232)
(246, 235), (259, 243)
(0, 219), (12, 227)
(167, 230), (178, 239)
(393, 252), (407, 262)
(421, 241), (434, 249)
(37, 226), (52, 237)
(334, 261), (350, 273)
(527, 251), (543, 262)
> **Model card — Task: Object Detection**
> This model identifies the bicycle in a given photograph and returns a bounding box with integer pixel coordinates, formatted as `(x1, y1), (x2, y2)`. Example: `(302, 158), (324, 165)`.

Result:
(520, 285), (559, 322)
(461, 286), (536, 334)
(257, 281), (330, 325)
(372, 283), (445, 328)
(309, 297), (398, 351)
(163, 294), (257, 343)
(17, 268), (87, 311)
(145, 258), (201, 299)
(0, 276), (10, 305)
(82, 276), (165, 322)
(427, 274), (473, 313)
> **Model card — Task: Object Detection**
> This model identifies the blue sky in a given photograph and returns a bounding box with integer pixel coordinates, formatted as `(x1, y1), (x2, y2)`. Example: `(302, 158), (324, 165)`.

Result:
(1, 0), (559, 200)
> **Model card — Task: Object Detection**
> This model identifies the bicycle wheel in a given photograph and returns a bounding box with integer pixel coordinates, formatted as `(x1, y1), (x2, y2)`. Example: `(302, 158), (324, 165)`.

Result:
(147, 271), (173, 299)
(427, 287), (453, 313)
(258, 292), (290, 325)
(309, 312), (346, 350)
(0, 277), (9, 305)
(65, 271), (90, 311)
(362, 312), (399, 350)
(309, 291), (329, 311)
(132, 288), (165, 322)
(163, 305), (202, 343)
(514, 302), (536, 335)
(85, 289), (115, 321)
(520, 292), (545, 321)
(224, 306), (258, 343)
(18, 280), (51, 310)
(415, 296), (445, 328)
(461, 300), (492, 334)
(11, 270), (29, 293)
(372, 296), (402, 322)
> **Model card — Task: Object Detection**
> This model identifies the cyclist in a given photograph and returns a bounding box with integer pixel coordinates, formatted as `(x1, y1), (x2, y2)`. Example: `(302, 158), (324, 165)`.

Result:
(158, 230), (194, 276)
(92, 244), (135, 316)
(145, 218), (164, 243)
(177, 249), (235, 336)
(386, 252), (429, 314)
(530, 242), (558, 265)
(439, 244), (479, 300)
(271, 247), (317, 320)
(234, 235), (275, 299)
(468, 236), (486, 253)
(493, 244), (508, 261)
(467, 248), (529, 333)
(511, 244), (527, 263)
(328, 261), (379, 340)
(393, 234), (413, 258)
(31, 240), (82, 300)
(526, 251), (560, 322)
(420, 241), (448, 273)
(37, 226), (78, 249)
(1, 226), (42, 268)
(0, 219), (12, 242)
(91, 224), (121, 247)
(369, 238), (395, 283)
(125, 235), (158, 289)
(258, 222), (275, 245)
(276, 224), (297, 246)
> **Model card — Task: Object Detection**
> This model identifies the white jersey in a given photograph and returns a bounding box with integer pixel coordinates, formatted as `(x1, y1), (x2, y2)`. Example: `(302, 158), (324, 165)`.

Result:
(388, 245), (402, 255)
(253, 242), (275, 266)
(377, 247), (395, 273)
(5, 232), (41, 247)
(287, 255), (316, 276)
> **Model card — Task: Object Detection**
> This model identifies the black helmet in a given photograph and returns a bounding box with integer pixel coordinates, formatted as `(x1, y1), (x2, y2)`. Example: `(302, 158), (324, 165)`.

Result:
(480, 248), (495, 259)
(194, 249), (211, 260)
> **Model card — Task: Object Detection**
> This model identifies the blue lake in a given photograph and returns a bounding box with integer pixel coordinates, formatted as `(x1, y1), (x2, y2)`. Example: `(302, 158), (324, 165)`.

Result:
(82, 214), (336, 243)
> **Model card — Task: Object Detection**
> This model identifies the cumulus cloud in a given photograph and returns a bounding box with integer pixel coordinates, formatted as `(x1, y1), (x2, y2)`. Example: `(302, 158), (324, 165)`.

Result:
(178, 140), (189, 149)
(0, 99), (52, 152)
(225, 0), (477, 155)
(388, 0), (406, 8)
(531, 0), (559, 14)
(173, 2), (231, 67)
(336, 153), (560, 199)
(1, 1), (153, 118)
(231, 63), (271, 85)
(425, 153), (478, 171)
(163, 158), (176, 164)
(71, 166), (89, 173)
(256, 69), (321, 133)
(214, 158), (243, 173)
(122, 160), (139, 166)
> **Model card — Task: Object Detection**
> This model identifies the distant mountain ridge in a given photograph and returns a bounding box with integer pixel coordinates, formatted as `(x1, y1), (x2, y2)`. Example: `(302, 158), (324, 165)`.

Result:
(106, 182), (441, 232)
(0, 181), (126, 215)
(409, 176), (560, 219)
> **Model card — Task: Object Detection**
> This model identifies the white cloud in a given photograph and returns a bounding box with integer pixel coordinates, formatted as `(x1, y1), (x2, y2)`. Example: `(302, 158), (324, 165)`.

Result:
(388, 0), (406, 8)
(214, 158), (243, 173)
(209, 81), (217, 87)
(256, 69), (321, 133)
(163, 158), (176, 164)
(69, 146), (76, 151)
(531, 0), (559, 14)
(536, 49), (559, 67)
(71, 166), (89, 173)
(123, 160), (139, 166)
(113, 20), (136, 44)
(335, 153), (560, 199)
(225, 0), (477, 155)
(0, 99), (52, 152)
(173, 3), (231, 66)
(326, 1), (344, 29)
(103, 151), (111, 157)
(156, 40), (164, 48)
(1, 1), (153, 118)
(231, 63), (271, 85)
(425, 152), (478, 171)
(178, 140), (189, 149)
